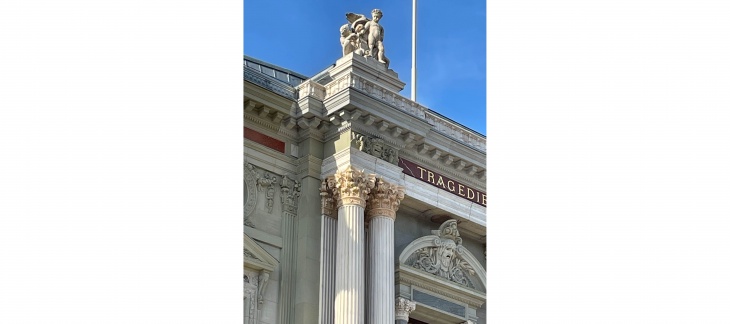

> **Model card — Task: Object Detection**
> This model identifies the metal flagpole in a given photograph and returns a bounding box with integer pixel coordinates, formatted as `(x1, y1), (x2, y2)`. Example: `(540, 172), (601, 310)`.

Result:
(411, 0), (417, 102)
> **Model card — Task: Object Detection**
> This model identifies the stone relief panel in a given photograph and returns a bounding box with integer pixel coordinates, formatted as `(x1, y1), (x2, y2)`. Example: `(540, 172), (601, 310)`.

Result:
(244, 162), (282, 236)
(403, 220), (480, 289)
(351, 132), (399, 164)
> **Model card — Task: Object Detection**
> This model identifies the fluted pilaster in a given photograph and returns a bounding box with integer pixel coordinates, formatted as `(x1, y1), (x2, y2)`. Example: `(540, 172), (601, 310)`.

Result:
(366, 178), (405, 324)
(332, 166), (375, 324)
(318, 177), (337, 324)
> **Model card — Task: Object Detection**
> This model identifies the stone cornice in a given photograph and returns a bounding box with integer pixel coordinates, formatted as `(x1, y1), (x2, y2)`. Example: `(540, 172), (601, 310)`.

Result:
(365, 177), (405, 221)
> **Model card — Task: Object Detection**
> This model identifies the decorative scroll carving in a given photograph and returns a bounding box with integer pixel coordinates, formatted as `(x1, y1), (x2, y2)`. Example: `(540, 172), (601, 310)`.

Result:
(332, 165), (376, 208)
(320, 176), (337, 218)
(394, 297), (416, 321)
(405, 220), (477, 288)
(280, 175), (301, 215)
(365, 177), (405, 221)
(257, 271), (270, 306)
(351, 132), (398, 164)
(256, 172), (277, 213)
(244, 163), (258, 227)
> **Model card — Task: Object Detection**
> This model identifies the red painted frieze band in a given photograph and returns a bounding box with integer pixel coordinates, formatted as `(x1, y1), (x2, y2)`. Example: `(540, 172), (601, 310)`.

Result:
(244, 127), (285, 153)
(398, 158), (486, 207)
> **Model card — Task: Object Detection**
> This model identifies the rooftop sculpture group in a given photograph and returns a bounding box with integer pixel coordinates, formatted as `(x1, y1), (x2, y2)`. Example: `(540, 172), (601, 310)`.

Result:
(340, 9), (390, 68)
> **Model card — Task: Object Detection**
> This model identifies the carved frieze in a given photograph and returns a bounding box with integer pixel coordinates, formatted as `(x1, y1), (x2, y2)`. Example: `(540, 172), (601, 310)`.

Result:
(365, 177), (405, 221)
(405, 220), (478, 289)
(332, 165), (376, 208)
(279, 175), (301, 215)
(351, 132), (399, 164)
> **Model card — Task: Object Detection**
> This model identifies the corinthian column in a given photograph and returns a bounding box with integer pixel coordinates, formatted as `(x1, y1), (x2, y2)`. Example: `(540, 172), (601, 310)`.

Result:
(318, 176), (337, 324)
(365, 178), (405, 324)
(332, 166), (375, 324)
(394, 297), (416, 324)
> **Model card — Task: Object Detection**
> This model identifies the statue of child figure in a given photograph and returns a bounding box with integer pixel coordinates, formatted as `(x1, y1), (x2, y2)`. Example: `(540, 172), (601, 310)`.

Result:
(361, 9), (389, 68)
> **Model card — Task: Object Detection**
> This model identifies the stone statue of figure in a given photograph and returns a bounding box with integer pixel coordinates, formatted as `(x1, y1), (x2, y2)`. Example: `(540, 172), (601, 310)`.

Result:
(343, 13), (371, 57)
(361, 9), (389, 68)
(339, 24), (356, 56)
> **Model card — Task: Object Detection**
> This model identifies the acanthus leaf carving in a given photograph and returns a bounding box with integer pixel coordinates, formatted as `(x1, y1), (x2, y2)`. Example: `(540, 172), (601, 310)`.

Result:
(394, 297), (417, 321)
(332, 165), (375, 208)
(365, 177), (405, 221)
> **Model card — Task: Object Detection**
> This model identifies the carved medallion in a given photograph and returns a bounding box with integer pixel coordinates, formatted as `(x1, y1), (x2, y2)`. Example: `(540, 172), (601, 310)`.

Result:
(244, 163), (258, 227)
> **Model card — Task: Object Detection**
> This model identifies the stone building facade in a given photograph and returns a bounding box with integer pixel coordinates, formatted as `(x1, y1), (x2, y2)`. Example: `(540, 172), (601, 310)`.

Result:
(244, 50), (486, 323)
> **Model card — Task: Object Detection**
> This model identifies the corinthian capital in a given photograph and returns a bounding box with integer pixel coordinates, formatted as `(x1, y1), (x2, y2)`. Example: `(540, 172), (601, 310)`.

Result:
(332, 165), (375, 208)
(394, 297), (416, 321)
(365, 177), (405, 221)
(320, 176), (337, 217)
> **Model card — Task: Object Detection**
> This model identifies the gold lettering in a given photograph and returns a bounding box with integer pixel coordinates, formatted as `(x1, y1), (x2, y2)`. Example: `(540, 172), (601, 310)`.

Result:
(427, 171), (435, 184)
(467, 188), (475, 199)
(416, 166), (427, 180)
(458, 184), (465, 196)
(447, 180), (455, 191)
(436, 176), (445, 187)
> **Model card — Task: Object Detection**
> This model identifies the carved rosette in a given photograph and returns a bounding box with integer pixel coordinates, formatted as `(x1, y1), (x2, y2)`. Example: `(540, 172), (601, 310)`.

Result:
(280, 175), (301, 215)
(320, 176), (337, 218)
(365, 177), (405, 221)
(394, 297), (416, 321)
(332, 166), (375, 208)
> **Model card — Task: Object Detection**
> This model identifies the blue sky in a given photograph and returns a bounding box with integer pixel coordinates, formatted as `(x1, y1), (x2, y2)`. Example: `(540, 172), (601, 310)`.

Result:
(244, 0), (486, 135)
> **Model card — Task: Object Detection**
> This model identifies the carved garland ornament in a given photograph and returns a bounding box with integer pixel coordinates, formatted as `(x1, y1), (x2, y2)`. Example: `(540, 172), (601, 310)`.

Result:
(365, 177), (405, 221)
(406, 220), (477, 288)
(332, 165), (376, 208)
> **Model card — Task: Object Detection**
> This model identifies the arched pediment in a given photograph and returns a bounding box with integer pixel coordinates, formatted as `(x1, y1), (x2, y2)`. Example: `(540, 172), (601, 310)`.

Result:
(398, 220), (486, 293)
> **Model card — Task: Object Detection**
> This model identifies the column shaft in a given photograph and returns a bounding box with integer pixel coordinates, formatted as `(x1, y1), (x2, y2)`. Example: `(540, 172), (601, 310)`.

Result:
(318, 214), (337, 324)
(366, 216), (395, 324)
(334, 204), (365, 324)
